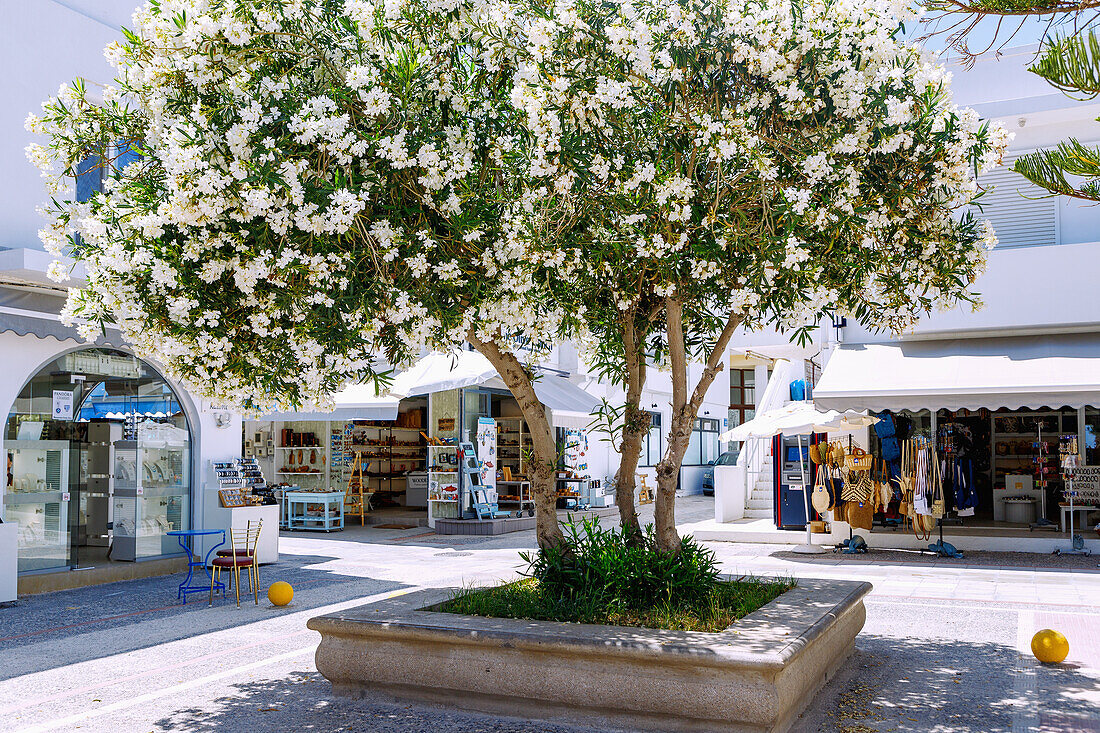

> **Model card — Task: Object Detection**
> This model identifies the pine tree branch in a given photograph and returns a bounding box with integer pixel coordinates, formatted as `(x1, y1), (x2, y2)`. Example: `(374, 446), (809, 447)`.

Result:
(1031, 30), (1100, 95)
(1013, 140), (1100, 201)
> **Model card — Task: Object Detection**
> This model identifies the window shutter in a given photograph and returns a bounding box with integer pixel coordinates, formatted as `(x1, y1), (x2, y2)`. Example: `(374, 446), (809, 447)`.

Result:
(974, 154), (1059, 249)
(75, 154), (104, 203)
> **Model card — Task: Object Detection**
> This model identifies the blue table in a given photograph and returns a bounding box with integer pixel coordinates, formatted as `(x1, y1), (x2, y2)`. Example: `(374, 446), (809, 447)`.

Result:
(167, 529), (226, 603)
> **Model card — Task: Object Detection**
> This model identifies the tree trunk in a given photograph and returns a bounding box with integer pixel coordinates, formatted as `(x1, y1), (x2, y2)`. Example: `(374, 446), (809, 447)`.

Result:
(467, 334), (566, 551)
(613, 313), (645, 538)
(654, 300), (745, 554)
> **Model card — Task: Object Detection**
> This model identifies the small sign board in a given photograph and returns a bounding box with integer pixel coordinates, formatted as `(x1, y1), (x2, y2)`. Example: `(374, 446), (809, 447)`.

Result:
(1066, 465), (1100, 504)
(52, 390), (74, 421)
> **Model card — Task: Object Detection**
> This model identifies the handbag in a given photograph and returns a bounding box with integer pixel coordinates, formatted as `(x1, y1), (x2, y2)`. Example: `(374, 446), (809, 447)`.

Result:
(812, 464), (832, 514)
(846, 499), (875, 530)
(875, 459), (892, 511)
(841, 465), (873, 503)
(809, 443), (822, 465)
(845, 446), (873, 472)
(930, 454), (945, 519)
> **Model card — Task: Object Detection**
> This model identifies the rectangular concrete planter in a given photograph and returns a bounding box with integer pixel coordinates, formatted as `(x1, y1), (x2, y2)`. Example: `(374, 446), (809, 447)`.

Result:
(308, 577), (871, 733)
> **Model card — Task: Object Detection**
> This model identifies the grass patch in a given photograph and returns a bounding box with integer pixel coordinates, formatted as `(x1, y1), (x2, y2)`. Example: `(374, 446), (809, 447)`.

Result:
(441, 575), (794, 633)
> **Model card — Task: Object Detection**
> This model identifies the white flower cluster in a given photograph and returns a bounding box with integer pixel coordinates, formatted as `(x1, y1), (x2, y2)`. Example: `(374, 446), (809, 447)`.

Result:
(27, 0), (568, 412)
(26, 0), (1008, 413)
(503, 0), (1009, 338)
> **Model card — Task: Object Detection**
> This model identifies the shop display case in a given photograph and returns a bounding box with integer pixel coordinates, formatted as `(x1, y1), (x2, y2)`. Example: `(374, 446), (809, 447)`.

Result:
(285, 490), (344, 531)
(112, 426), (190, 561)
(495, 417), (533, 479)
(82, 421), (121, 548)
(991, 410), (1069, 522)
(3, 439), (71, 573)
(0, 520), (16, 602)
(427, 444), (460, 528)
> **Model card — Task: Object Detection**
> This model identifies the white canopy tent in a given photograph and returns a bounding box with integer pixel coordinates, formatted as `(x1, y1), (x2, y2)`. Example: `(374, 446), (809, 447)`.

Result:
(719, 402), (876, 442)
(391, 351), (601, 429)
(260, 351), (600, 427)
(718, 401), (880, 554)
(388, 351), (497, 397)
(813, 334), (1100, 412)
(259, 386), (401, 422)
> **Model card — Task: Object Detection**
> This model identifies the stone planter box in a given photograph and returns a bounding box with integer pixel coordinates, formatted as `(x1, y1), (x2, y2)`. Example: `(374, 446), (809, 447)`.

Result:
(308, 577), (871, 733)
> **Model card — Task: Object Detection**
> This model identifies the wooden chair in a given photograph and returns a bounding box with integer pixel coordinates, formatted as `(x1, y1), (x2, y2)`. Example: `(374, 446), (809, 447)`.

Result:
(210, 521), (262, 608)
(638, 474), (655, 505)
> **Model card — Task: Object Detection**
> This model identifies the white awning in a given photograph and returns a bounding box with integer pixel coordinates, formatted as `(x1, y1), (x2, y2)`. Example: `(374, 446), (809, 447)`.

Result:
(523, 375), (601, 430)
(389, 351), (600, 429)
(260, 384), (400, 422)
(389, 351), (496, 396)
(814, 334), (1100, 412)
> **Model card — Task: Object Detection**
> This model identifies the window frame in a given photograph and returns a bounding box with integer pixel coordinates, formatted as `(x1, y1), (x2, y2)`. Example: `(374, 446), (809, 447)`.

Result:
(641, 411), (663, 467)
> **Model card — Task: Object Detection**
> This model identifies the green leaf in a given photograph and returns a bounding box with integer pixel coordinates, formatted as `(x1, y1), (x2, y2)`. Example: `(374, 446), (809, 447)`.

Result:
(1013, 139), (1100, 201)
(1030, 30), (1100, 98)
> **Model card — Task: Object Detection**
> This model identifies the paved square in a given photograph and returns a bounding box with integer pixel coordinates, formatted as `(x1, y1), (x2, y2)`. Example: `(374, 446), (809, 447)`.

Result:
(1, 497), (1097, 732)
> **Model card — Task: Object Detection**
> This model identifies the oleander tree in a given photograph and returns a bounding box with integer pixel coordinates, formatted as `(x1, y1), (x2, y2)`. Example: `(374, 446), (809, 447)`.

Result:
(25, 0), (582, 549)
(923, 1), (1100, 200)
(507, 0), (1011, 551)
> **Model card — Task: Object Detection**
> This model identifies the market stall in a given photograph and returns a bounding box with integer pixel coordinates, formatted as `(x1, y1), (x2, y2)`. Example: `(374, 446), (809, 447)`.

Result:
(813, 335), (1100, 539)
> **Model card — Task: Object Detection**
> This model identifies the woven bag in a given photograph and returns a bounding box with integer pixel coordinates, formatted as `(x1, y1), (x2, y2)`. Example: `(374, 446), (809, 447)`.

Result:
(845, 446), (873, 472)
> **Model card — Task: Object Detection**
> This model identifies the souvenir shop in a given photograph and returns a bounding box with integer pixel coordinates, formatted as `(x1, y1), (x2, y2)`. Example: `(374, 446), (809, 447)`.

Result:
(243, 352), (606, 531)
(800, 408), (1093, 540)
(812, 336), (1100, 544)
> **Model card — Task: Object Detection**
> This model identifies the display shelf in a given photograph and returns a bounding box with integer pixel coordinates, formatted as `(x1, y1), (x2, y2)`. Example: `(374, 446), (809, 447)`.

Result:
(285, 490), (344, 531)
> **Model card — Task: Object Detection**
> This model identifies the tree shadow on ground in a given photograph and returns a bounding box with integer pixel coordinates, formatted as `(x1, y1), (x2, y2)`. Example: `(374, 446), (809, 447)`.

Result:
(0, 553), (408, 679)
(149, 637), (1099, 733)
(153, 669), (602, 733)
(771, 546), (1100, 574)
(793, 635), (1100, 732)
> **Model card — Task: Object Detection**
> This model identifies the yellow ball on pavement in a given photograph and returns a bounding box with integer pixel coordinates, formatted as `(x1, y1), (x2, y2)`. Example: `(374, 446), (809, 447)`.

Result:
(267, 581), (294, 607)
(1031, 629), (1069, 664)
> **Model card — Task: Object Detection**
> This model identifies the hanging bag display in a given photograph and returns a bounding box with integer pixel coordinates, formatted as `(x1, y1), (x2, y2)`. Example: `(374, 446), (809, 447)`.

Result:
(876, 459), (893, 510)
(896, 439), (915, 519)
(812, 462), (832, 514)
(845, 446), (873, 472)
(930, 452), (946, 519)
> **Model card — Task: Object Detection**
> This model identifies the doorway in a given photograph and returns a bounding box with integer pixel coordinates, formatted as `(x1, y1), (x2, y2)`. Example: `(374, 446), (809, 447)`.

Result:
(4, 348), (193, 574)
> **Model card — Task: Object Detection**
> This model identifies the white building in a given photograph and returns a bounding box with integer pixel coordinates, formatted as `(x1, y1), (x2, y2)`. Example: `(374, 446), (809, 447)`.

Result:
(707, 45), (1100, 551)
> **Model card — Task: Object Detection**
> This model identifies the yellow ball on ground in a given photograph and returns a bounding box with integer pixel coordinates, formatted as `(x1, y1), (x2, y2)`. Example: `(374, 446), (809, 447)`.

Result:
(1031, 629), (1069, 664)
(267, 581), (294, 607)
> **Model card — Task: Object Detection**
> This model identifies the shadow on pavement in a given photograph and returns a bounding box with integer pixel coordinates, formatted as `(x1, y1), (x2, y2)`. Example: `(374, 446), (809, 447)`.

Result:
(0, 553), (409, 679)
(793, 635), (1100, 732)
(152, 669), (601, 733)
(771, 546), (1100, 574)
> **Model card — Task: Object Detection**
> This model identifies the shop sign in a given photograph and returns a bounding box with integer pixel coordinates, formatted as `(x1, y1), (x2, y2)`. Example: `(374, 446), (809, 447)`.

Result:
(1066, 466), (1100, 504)
(52, 390), (74, 421)
(437, 418), (455, 432)
(476, 417), (496, 492)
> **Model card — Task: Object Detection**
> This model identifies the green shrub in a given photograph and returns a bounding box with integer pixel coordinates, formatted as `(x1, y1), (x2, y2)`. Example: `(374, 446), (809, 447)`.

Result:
(520, 517), (721, 611)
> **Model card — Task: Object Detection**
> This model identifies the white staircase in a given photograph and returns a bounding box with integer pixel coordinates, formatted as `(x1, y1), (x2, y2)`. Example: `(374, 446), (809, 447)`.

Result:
(726, 357), (805, 524)
(744, 454), (774, 518)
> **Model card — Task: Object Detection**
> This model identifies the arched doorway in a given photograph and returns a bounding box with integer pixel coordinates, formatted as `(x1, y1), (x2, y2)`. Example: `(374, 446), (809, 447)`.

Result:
(4, 348), (193, 573)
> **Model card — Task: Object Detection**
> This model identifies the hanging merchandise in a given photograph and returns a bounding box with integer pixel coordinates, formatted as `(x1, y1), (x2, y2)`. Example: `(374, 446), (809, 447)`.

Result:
(812, 462), (832, 514)
(874, 412), (901, 463)
(913, 440), (930, 516)
(845, 498), (875, 531)
(930, 453), (946, 519)
(873, 459), (892, 511)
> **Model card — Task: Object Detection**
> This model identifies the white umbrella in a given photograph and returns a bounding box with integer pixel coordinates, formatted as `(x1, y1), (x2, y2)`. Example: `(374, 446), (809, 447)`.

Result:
(816, 410), (881, 434)
(719, 403), (880, 555)
(719, 401), (840, 442)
